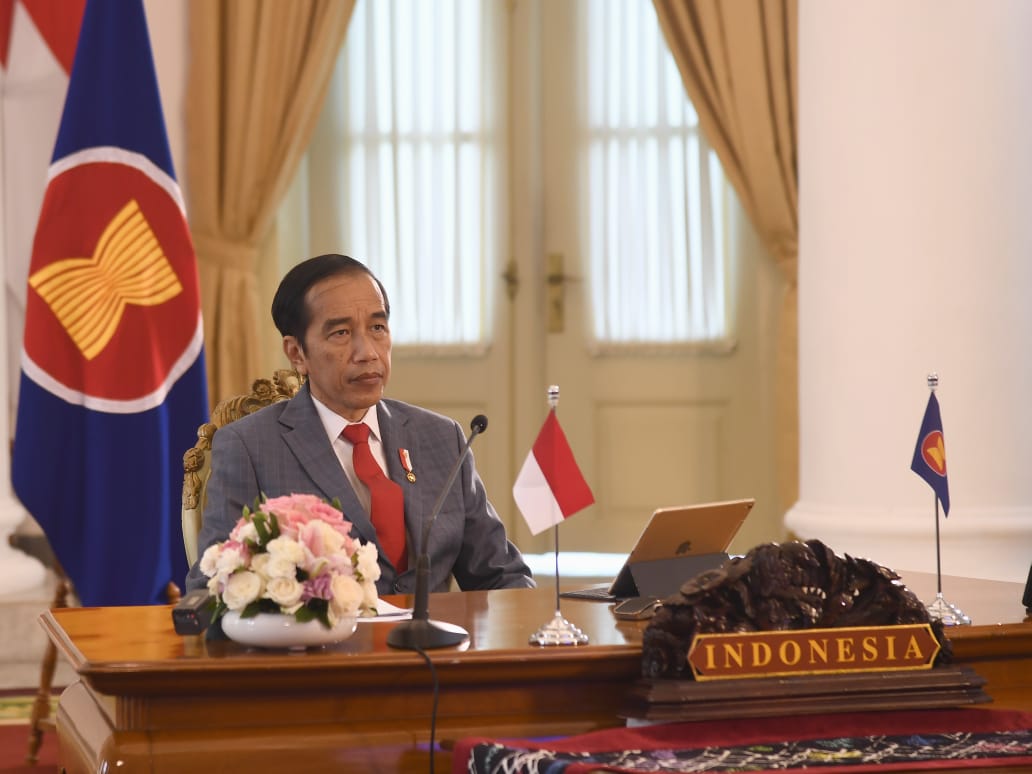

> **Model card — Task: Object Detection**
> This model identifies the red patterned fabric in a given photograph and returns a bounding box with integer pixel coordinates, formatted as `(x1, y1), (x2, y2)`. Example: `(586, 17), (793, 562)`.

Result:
(453, 708), (1032, 773)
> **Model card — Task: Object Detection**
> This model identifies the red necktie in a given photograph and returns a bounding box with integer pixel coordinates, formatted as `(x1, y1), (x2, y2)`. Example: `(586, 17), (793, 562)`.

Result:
(342, 423), (407, 571)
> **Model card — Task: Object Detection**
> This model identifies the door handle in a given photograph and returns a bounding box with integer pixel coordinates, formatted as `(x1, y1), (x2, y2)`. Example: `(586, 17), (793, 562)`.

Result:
(546, 253), (580, 333)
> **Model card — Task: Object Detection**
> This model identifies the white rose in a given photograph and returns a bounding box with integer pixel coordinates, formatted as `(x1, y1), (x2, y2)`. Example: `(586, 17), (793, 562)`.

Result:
(264, 576), (304, 609)
(206, 575), (222, 595)
(266, 537), (306, 565)
(360, 579), (378, 616)
(263, 555), (298, 580)
(233, 521), (258, 544)
(308, 520), (346, 555)
(215, 545), (245, 577)
(353, 543), (381, 582)
(249, 553), (271, 577)
(222, 571), (262, 610)
(199, 543), (222, 578)
(330, 574), (363, 618)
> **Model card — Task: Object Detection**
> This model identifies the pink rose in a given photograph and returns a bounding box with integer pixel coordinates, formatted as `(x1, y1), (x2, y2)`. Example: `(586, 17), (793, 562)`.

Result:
(214, 539), (251, 569)
(261, 493), (354, 543)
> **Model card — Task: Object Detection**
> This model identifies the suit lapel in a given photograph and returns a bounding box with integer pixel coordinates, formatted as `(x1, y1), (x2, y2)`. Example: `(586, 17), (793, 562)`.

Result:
(278, 387), (377, 544)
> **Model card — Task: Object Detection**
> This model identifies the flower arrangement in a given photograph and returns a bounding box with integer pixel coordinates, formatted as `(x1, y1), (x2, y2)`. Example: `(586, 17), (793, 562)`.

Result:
(200, 493), (380, 628)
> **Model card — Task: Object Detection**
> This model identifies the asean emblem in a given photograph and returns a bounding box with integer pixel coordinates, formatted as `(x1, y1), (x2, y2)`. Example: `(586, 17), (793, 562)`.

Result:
(920, 430), (947, 477)
(23, 154), (200, 407)
(30, 199), (183, 361)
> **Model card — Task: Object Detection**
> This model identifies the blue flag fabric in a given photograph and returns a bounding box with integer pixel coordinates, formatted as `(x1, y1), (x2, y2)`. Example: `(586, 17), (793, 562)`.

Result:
(910, 393), (950, 516)
(11, 0), (209, 606)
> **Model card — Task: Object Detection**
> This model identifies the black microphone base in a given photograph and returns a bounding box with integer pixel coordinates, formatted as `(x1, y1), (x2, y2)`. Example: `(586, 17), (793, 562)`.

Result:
(387, 618), (469, 649)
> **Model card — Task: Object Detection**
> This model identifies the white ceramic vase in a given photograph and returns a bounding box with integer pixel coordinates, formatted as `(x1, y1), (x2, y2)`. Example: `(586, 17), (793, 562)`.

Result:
(221, 610), (357, 649)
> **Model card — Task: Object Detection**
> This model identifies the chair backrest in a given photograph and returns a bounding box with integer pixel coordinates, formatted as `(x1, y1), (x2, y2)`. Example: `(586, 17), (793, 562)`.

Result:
(182, 369), (302, 566)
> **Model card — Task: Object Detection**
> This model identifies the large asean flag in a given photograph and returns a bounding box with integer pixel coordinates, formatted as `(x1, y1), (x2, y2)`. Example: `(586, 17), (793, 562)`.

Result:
(512, 409), (594, 535)
(11, 0), (208, 606)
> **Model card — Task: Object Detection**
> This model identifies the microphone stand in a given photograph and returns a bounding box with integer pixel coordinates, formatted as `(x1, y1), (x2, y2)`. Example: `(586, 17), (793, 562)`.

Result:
(387, 416), (487, 649)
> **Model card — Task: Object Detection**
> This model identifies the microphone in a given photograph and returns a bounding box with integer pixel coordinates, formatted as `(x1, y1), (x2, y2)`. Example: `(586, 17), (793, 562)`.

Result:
(387, 414), (488, 649)
(171, 588), (215, 635)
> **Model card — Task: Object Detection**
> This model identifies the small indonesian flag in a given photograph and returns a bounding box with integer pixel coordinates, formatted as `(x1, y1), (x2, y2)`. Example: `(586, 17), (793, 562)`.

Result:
(513, 409), (595, 535)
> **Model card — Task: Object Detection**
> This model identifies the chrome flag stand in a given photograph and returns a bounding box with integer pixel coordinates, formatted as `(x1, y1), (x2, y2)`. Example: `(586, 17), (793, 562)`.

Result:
(916, 374), (970, 627)
(924, 482), (971, 626)
(530, 385), (588, 646)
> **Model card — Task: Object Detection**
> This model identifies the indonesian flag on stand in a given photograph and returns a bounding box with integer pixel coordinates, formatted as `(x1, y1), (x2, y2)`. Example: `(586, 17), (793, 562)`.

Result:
(513, 409), (595, 535)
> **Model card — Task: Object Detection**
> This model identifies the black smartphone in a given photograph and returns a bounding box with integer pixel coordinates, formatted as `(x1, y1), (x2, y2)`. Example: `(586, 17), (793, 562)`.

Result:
(612, 597), (659, 620)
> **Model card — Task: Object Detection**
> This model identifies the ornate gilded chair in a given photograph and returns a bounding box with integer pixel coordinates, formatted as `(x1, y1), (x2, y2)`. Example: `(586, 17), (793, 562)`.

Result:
(182, 368), (302, 566)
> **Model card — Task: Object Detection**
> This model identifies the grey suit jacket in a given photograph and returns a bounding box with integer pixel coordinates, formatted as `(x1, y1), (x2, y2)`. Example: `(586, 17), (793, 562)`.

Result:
(185, 385), (534, 595)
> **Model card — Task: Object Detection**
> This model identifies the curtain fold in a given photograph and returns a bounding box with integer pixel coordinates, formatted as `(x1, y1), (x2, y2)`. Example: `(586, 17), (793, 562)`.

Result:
(185, 0), (355, 403)
(653, 0), (799, 515)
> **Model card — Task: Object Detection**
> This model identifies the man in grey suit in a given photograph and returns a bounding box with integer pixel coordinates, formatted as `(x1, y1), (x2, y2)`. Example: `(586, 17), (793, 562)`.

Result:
(186, 254), (533, 595)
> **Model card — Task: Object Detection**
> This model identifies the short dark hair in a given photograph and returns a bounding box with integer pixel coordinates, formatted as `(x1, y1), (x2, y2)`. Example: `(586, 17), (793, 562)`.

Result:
(271, 254), (391, 348)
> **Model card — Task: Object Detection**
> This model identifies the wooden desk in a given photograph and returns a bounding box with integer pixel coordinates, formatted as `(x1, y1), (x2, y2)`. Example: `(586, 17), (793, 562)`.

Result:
(42, 574), (1032, 774)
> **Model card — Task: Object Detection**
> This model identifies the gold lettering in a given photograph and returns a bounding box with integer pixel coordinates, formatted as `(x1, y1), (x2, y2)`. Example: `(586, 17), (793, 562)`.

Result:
(704, 644), (717, 671)
(778, 640), (801, 666)
(836, 636), (856, 662)
(904, 635), (924, 661)
(751, 641), (772, 667)
(722, 643), (744, 668)
(808, 638), (829, 664)
(862, 636), (879, 662)
(690, 626), (933, 680)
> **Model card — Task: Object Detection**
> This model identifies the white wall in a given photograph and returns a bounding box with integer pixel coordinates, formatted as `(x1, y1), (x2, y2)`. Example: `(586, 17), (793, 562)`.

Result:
(789, 0), (1032, 583)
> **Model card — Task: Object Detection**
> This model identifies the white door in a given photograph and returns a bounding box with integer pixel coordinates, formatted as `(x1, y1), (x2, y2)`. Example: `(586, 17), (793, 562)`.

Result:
(382, 0), (782, 557)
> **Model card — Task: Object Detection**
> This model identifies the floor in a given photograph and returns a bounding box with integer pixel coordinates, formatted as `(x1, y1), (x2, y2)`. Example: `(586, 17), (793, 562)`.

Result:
(0, 570), (75, 692)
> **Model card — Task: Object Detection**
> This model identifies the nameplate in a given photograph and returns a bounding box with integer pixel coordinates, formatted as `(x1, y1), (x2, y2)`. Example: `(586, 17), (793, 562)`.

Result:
(686, 624), (940, 681)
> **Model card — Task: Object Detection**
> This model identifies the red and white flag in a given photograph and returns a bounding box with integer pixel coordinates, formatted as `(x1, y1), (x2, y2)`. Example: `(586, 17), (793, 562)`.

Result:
(512, 409), (594, 535)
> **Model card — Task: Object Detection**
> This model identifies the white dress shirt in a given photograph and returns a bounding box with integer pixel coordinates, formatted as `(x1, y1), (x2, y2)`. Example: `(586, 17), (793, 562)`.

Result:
(310, 395), (389, 515)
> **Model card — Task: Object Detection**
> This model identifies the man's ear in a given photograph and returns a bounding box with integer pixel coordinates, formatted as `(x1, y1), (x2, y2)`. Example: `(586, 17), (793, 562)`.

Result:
(283, 336), (307, 375)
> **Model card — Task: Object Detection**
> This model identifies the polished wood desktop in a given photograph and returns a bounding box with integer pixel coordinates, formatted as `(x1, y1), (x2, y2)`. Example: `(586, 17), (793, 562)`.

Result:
(42, 573), (1032, 774)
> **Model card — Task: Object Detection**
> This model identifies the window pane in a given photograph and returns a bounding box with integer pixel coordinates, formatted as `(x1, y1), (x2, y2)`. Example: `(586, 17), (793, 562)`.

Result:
(337, 0), (498, 346)
(584, 0), (729, 345)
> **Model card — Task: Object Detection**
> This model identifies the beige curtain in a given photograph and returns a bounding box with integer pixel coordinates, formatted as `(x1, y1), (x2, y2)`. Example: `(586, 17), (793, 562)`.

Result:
(653, 0), (799, 514)
(185, 0), (355, 403)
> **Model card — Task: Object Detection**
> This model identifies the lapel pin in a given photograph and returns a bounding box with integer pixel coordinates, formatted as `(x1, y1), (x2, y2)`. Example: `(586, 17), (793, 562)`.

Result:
(399, 448), (416, 483)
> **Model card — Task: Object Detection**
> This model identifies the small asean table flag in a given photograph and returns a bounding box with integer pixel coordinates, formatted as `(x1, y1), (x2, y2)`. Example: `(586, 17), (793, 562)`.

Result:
(513, 409), (595, 535)
(911, 392), (950, 516)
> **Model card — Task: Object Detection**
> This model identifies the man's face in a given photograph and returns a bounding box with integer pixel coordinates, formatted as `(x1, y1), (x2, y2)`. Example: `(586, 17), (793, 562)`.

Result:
(283, 272), (392, 421)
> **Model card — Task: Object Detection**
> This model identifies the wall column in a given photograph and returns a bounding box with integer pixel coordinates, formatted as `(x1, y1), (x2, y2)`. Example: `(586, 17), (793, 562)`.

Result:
(788, 0), (1032, 583)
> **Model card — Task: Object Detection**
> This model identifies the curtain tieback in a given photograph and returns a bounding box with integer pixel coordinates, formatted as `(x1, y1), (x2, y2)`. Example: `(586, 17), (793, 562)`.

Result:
(192, 232), (259, 271)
